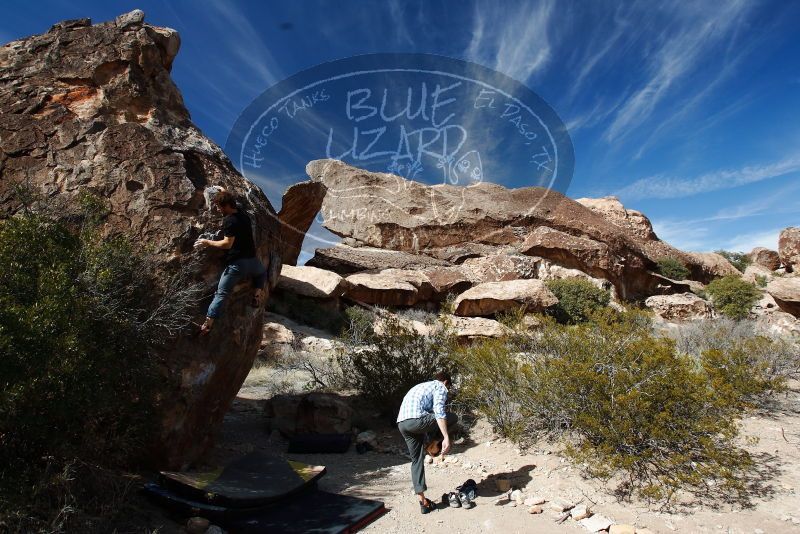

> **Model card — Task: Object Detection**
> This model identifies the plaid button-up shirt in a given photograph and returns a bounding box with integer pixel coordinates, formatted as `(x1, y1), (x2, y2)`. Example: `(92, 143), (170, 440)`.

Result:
(396, 380), (448, 423)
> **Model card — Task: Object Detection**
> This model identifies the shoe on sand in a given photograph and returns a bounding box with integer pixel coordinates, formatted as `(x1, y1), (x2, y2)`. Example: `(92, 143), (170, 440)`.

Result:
(448, 492), (462, 508)
(420, 498), (436, 514)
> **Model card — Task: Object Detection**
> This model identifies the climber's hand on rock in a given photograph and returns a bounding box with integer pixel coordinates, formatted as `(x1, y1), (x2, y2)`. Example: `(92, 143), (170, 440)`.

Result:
(194, 239), (209, 249)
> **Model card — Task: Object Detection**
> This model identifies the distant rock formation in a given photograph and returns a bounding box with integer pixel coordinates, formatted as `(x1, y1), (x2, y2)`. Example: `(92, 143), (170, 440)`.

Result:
(749, 247), (782, 271)
(779, 227), (800, 273)
(0, 12), (281, 468)
(301, 159), (723, 300)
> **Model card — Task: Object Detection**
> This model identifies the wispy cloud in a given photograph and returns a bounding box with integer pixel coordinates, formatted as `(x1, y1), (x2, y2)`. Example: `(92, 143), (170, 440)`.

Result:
(466, 0), (555, 82)
(721, 227), (783, 253)
(617, 154), (800, 200)
(603, 1), (753, 144)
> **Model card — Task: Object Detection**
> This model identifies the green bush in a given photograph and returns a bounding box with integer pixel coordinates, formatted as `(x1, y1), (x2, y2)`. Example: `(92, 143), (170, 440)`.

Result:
(545, 278), (610, 324)
(706, 275), (761, 319)
(715, 250), (751, 273)
(336, 311), (456, 415)
(460, 309), (763, 504)
(754, 274), (768, 288)
(0, 207), (200, 530)
(656, 257), (690, 280)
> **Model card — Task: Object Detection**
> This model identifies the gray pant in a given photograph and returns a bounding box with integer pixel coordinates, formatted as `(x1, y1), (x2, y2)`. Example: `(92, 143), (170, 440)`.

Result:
(398, 412), (458, 493)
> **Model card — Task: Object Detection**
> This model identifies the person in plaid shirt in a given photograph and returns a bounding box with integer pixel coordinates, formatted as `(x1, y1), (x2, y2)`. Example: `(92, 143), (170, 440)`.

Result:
(397, 371), (458, 514)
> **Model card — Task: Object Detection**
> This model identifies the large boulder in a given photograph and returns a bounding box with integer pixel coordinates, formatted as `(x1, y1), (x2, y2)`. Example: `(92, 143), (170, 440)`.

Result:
(645, 293), (713, 322)
(742, 264), (774, 286)
(748, 247), (781, 271)
(779, 227), (800, 273)
(448, 316), (511, 340)
(343, 270), (429, 306)
(307, 243), (449, 274)
(687, 252), (741, 278)
(277, 264), (349, 299)
(265, 392), (353, 437)
(303, 159), (714, 299)
(0, 13), (281, 468)
(575, 196), (657, 240)
(453, 279), (558, 316)
(766, 276), (800, 317)
(277, 181), (326, 265)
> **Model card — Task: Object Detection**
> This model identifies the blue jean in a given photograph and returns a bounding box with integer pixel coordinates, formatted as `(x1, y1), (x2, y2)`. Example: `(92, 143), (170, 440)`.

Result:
(206, 257), (267, 319)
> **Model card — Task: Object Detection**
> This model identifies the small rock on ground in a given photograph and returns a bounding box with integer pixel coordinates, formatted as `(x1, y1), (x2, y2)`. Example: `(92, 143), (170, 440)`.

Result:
(571, 504), (591, 520)
(579, 514), (613, 532)
(549, 497), (575, 512)
(609, 525), (636, 534)
(528, 505), (544, 514)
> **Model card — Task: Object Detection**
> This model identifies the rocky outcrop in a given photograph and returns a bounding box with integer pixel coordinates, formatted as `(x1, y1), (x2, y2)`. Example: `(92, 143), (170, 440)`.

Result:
(277, 264), (349, 299)
(303, 159), (718, 299)
(645, 293), (712, 322)
(448, 316), (511, 340)
(748, 247), (781, 271)
(453, 279), (558, 317)
(766, 276), (800, 317)
(575, 196), (657, 240)
(0, 12), (281, 468)
(779, 227), (800, 273)
(687, 252), (741, 278)
(277, 180), (326, 265)
(742, 264), (774, 286)
(307, 243), (449, 274)
(265, 392), (353, 437)
(344, 270), (431, 306)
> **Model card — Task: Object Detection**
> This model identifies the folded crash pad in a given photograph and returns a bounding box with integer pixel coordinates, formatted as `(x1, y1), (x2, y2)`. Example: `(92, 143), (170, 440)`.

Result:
(158, 452), (325, 508)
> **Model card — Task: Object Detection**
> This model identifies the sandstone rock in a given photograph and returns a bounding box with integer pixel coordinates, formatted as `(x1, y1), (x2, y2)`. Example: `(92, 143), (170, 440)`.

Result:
(453, 279), (558, 316)
(780, 227), (800, 273)
(579, 514), (613, 532)
(448, 316), (510, 339)
(742, 264), (775, 286)
(421, 266), (473, 298)
(524, 496), (546, 506)
(749, 247), (781, 271)
(277, 181), (327, 265)
(344, 272), (420, 306)
(511, 489), (525, 504)
(609, 525), (636, 534)
(186, 516), (210, 534)
(460, 254), (542, 283)
(259, 321), (295, 359)
(688, 252), (741, 277)
(307, 244), (449, 274)
(766, 276), (800, 317)
(549, 498), (575, 512)
(266, 392), (353, 437)
(356, 430), (378, 448)
(304, 160), (719, 297)
(277, 265), (348, 299)
(645, 293), (712, 321)
(576, 196), (657, 240)
(0, 12), (281, 469)
(528, 505), (544, 514)
(571, 504), (591, 520)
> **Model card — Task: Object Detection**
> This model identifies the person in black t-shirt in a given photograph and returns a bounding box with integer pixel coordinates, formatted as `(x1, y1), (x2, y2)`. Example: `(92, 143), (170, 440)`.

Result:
(195, 190), (267, 334)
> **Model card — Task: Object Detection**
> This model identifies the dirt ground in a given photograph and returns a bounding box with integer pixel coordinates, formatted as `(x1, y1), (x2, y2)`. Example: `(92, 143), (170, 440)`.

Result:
(185, 377), (800, 534)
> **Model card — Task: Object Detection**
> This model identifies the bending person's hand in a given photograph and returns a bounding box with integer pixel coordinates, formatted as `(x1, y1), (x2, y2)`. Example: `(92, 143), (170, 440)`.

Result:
(441, 436), (451, 455)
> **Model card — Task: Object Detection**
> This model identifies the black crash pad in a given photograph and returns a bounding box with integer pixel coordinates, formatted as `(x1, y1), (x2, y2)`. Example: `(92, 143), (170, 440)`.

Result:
(158, 452), (325, 508)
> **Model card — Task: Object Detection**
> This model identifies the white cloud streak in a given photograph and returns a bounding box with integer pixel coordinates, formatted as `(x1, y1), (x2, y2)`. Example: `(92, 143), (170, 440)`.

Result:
(617, 154), (800, 200)
(466, 0), (555, 82)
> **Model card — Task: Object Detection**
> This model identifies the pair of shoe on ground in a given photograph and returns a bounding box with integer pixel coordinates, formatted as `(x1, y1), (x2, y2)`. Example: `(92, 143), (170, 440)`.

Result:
(444, 490), (475, 509)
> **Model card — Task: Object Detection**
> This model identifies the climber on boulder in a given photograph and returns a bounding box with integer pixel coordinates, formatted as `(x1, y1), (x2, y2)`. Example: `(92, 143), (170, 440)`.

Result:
(195, 190), (266, 334)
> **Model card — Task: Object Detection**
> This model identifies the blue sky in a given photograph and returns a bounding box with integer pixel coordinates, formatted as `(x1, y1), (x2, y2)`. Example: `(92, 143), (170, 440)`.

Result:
(2, 0), (799, 255)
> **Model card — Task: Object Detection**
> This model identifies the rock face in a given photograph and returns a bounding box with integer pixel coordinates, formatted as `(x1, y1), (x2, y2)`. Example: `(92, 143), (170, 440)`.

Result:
(0, 13), (281, 468)
(779, 227), (800, 273)
(749, 247), (781, 271)
(304, 159), (719, 299)
(277, 264), (348, 299)
(645, 293), (713, 322)
(766, 277), (800, 317)
(687, 252), (741, 278)
(575, 196), (657, 240)
(453, 279), (558, 316)
(277, 181), (326, 266)
(265, 392), (353, 437)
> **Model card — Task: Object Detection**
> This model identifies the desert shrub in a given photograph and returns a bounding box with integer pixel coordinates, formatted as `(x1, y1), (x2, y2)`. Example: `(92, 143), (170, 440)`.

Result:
(706, 275), (760, 319)
(656, 256), (690, 280)
(545, 278), (610, 324)
(453, 338), (528, 440)
(0, 206), (201, 530)
(461, 309), (761, 504)
(715, 250), (751, 272)
(336, 310), (457, 415)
